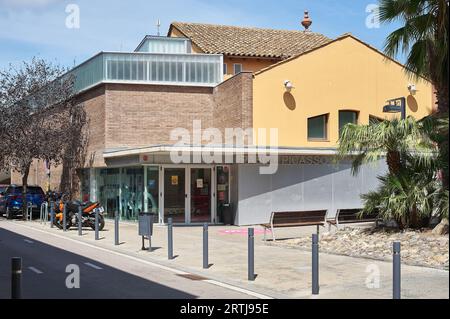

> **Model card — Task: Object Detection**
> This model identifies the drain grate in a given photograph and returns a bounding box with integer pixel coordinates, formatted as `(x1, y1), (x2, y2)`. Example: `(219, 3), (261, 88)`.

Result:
(177, 273), (208, 281)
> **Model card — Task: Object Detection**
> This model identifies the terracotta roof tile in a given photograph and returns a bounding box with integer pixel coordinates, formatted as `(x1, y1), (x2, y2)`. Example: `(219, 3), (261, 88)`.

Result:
(170, 22), (332, 59)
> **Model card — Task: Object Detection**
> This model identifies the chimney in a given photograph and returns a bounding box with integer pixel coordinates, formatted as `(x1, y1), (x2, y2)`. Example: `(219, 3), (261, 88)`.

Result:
(301, 10), (312, 31)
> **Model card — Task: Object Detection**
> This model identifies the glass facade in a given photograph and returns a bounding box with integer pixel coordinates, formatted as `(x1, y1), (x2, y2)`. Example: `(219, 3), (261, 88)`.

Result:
(146, 166), (160, 216)
(97, 168), (120, 219)
(81, 165), (230, 224)
(216, 166), (230, 224)
(164, 168), (186, 223)
(136, 37), (191, 54)
(121, 167), (144, 221)
(190, 168), (212, 223)
(70, 51), (223, 93)
(79, 169), (91, 202)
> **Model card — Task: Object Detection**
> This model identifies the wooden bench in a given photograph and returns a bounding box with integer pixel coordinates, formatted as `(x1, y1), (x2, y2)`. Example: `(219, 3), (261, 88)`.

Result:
(261, 210), (328, 241)
(327, 209), (380, 230)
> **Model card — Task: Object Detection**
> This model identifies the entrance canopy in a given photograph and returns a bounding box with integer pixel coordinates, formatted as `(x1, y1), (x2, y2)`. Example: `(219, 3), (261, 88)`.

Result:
(103, 144), (339, 166)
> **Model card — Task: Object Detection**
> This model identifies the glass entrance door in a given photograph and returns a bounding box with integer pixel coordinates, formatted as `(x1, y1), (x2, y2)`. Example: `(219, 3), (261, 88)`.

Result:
(163, 168), (186, 223)
(190, 168), (212, 223)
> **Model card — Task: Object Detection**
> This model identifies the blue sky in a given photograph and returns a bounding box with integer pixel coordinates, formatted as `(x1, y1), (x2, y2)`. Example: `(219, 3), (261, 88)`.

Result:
(0, 0), (404, 69)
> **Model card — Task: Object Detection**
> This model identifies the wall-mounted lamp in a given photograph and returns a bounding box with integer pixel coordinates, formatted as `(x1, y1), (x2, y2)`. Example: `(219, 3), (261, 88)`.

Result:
(383, 97), (406, 120)
(284, 80), (294, 92)
(407, 84), (417, 95)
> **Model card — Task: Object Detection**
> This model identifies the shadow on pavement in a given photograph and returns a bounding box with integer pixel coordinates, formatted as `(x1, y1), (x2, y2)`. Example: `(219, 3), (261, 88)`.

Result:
(0, 227), (197, 299)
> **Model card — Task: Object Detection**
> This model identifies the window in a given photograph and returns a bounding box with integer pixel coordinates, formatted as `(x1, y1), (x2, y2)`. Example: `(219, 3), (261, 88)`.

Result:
(339, 111), (359, 135)
(308, 114), (328, 141)
(146, 166), (160, 220)
(233, 63), (243, 75)
(223, 63), (228, 75)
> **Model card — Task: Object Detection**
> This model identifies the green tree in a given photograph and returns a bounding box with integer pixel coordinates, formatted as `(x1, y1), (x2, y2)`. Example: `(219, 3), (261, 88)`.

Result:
(361, 153), (445, 229)
(338, 116), (448, 229)
(0, 58), (86, 220)
(337, 117), (425, 175)
(379, 0), (449, 188)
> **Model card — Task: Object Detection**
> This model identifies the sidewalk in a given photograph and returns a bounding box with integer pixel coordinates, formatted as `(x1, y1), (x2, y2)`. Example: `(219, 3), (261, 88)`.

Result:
(6, 219), (449, 299)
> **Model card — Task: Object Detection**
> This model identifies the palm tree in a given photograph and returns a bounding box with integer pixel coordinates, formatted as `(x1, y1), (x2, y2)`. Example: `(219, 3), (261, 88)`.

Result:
(337, 117), (426, 175)
(338, 116), (448, 229)
(379, 0), (449, 188)
(361, 153), (443, 229)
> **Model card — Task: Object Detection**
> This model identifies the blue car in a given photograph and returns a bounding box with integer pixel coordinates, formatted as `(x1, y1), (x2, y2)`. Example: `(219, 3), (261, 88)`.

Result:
(0, 185), (45, 219)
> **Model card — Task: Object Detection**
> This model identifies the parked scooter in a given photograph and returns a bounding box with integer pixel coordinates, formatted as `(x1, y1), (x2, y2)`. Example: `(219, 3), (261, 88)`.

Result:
(53, 195), (105, 231)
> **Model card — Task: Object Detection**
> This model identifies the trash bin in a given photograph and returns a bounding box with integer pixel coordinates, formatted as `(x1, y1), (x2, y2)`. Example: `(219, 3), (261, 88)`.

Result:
(138, 212), (155, 238)
(222, 203), (234, 225)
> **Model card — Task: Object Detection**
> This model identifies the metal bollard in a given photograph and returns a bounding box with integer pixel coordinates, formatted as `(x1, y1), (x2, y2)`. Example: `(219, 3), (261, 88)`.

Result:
(312, 233), (320, 295)
(168, 218), (174, 260)
(114, 211), (119, 246)
(63, 202), (67, 232)
(27, 202), (33, 221)
(78, 205), (82, 236)
(11, 257), (22, 299)
(203, 224), (209, 269)
(40, 202), (48, 224)
(141, 236), (146, 251)
(50, 201), (55, 228)
(95, 209), (99, 240)
(393, 242), (401, 299)
(248, 228), (255, 281)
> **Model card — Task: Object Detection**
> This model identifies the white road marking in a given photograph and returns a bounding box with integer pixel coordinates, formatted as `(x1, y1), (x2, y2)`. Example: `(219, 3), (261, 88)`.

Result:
(28, 267), (43, 274)
(6, 222), (275, 299)
(84, 262), (103, 270)
(204, 280), (274, 299)
(23, 239), (34, 244)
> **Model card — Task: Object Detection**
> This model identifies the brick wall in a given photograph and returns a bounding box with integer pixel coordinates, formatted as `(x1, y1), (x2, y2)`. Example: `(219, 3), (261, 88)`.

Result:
(11, 74), (253, 193)
(81, 86), (106, 168)
(104, 83), (215, 148)
(213, 72), (254, 143)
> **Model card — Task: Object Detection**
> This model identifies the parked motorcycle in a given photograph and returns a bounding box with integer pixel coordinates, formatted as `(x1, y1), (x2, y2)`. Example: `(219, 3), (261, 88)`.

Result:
(53, 197), (105, 231)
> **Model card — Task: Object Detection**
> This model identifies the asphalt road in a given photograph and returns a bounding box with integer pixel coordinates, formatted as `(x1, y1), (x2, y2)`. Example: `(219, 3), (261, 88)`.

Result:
(0, 219), (255, 299)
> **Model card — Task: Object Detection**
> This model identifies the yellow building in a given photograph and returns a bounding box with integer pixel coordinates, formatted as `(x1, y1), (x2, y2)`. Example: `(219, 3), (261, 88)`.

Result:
(252, 34), (434, 148)
(169, 22), (434, 148)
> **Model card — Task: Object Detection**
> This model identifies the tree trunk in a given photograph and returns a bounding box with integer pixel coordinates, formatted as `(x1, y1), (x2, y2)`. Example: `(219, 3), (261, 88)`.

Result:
(397, 217), (405, 231)
(386, 150), (405, 229)
(21, 164), (31, 221)
(386, 151), (402, 175)
(410, 206), (420, 229)
(435, 83), (449, 191)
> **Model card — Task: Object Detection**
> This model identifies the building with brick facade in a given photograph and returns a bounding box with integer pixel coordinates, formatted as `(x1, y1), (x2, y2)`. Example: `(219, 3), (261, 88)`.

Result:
(12, 21), (434, 226)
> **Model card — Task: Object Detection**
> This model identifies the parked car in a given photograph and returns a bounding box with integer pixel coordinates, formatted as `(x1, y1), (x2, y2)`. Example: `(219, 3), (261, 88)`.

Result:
(0, 185), (45, 219)
(0, 184), (8, 202)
